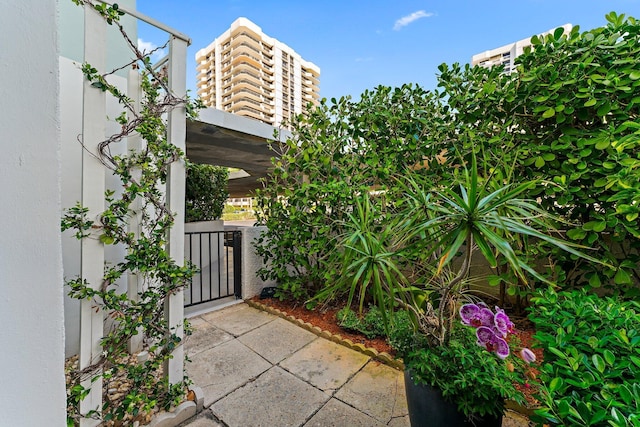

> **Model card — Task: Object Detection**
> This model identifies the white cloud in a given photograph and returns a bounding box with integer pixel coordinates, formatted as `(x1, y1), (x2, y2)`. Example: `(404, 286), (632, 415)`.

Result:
(137, 38), (166, 62)
(393, 10), (434, 31)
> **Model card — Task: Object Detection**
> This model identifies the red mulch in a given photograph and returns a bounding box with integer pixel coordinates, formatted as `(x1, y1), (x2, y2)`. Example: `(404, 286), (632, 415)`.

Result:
(251, 295), (541, 408)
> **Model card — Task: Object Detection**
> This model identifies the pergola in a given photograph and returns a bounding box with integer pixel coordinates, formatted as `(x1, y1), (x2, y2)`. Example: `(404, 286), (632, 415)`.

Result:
(186, 108), (290, 197)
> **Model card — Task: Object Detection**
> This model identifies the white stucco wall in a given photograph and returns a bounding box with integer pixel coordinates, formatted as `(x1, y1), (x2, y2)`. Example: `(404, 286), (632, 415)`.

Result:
(0, 1), (66, 425)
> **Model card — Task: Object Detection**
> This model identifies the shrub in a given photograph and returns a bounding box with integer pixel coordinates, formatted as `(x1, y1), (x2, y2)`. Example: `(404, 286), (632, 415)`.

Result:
(185, 162), (228, 222)
(254, 84), (447, 300)
(529, 287), (640, 425)
(439, 12), (640, 295)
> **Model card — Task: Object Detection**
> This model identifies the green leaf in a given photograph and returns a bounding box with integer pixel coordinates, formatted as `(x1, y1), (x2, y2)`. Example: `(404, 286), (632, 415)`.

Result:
(597, 102), (611, 116)
(603, 349), (615, 365)
(567, 228), (587, 240)
(584, 98), (597, 107)
(553, 27), (566, 40)
(619, 385), (633, 405)
(592, 354), (605, 373)
(588, 274), (601, 288)
(630, 70), (640, 80)
(483, 82), (496, 94)
(535, 156), (545, 167)
(614, 268), (632, 284)
(550, 377), (564, 392)
(558, 400), (570, 416)
(548, 347), (567, 360)
(542, 108), (556, 118)
(595, 139), (610, 150)
(100, 234), (115, 245)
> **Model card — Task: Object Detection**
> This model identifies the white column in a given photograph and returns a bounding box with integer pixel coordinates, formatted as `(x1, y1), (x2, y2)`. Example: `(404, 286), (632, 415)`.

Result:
(0, 0), (66, 424)
(79, 6), (106, 426)
(164, 35), (188, 385)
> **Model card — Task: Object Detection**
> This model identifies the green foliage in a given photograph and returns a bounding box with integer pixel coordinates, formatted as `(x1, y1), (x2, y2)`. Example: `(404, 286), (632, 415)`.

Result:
(529, 287), (640, 426)
(384, 309), (415, 354)
(254, 84), (444, 300)
(313, 150), (601, 419)
(61, 202), (93, 239)
(258, 13), (640, 304)
(438, 12), (640, 294)
(336, 306), (386, 339)
(63, 1), (201, 424)
(185, 162), (229, 222)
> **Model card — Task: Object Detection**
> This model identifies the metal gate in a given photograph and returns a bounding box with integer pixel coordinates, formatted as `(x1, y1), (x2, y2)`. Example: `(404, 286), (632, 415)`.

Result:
(184, 230), (241, 307)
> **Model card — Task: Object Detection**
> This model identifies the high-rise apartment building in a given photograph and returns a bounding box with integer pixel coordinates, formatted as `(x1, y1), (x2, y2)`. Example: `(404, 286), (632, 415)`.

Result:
(196, 18), (320, 128)
(471, 24), (572, 73)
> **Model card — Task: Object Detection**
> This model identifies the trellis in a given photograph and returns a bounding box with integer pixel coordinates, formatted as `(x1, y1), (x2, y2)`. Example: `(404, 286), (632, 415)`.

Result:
(77, 3), (189, 425)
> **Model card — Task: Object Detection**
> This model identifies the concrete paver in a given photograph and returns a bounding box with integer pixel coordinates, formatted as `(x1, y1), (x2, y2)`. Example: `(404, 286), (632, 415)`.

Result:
(187, 339), (271, 407)
(280, 338), (370, 393)
(238, 317), (317, 364)
(185, 323), (234, 358)
(211, 366), (329, 427)
(201, 303), (273, 336)
(305, 398), (386, 427)
(177, 410), (223, 427)
(335, 360), (409, 424)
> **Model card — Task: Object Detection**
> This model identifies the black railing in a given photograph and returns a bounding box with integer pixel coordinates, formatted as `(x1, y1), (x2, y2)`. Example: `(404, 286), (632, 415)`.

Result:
(184, 230), (241, 307)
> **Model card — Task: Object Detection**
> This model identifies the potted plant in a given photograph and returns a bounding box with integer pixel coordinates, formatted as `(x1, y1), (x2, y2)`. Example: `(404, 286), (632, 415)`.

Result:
(317, 151), (605, 426)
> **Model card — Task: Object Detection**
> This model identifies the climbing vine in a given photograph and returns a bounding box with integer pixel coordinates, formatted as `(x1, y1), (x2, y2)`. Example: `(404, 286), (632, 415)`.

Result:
(62, 1), (202, 424)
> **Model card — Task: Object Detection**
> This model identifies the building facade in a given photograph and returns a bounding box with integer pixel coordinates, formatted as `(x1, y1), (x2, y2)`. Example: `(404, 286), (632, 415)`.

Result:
(472, 24), (572, 73)
(196, 17), (320, 128)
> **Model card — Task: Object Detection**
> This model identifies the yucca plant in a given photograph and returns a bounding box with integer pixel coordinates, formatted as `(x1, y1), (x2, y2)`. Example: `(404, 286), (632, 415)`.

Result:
(395, 152), (606, 345)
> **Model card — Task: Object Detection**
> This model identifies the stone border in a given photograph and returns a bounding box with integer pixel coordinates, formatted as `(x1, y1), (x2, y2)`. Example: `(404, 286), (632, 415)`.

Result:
(246, 299), (535, 418)
(148, 386), (204, 427)
(246, 299), (404, 370)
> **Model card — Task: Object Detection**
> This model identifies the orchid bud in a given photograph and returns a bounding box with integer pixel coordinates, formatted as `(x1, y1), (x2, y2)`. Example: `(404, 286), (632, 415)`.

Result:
(520, 348), (536, 364)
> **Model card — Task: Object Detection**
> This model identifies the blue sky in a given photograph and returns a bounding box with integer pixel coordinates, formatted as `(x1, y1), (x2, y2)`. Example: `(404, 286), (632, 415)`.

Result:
(136, 0), (640, 101)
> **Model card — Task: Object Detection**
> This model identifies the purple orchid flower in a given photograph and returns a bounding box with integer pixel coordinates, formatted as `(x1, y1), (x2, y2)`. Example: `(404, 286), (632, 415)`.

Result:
(476, 326), (510, 359)
(493, 308), (513, 338)
(459, 304), (494, 328)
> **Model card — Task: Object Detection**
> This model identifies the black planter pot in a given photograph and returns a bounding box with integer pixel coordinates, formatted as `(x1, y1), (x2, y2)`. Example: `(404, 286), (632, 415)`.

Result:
(404, 370), (503, 427)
